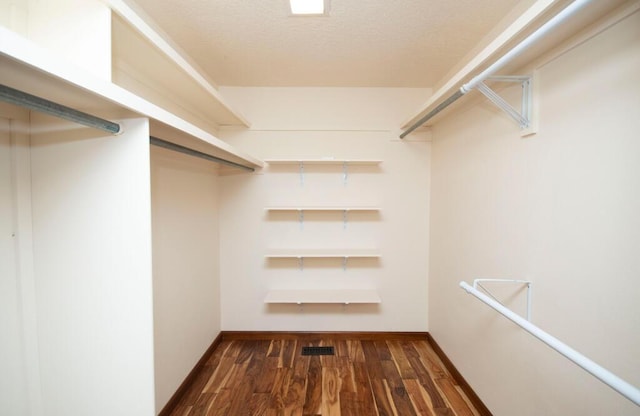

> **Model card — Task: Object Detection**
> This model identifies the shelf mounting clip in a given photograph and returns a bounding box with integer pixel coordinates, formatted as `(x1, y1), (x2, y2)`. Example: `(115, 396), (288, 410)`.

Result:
(343, 161), (348, 186)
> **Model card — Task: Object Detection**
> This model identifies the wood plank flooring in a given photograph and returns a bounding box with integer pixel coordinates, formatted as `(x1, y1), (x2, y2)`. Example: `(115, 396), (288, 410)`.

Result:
(169, 336), (481, 416)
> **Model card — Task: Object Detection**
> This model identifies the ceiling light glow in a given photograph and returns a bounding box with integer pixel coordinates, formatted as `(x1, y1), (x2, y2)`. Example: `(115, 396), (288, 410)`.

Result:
(289, 0), (325, 15)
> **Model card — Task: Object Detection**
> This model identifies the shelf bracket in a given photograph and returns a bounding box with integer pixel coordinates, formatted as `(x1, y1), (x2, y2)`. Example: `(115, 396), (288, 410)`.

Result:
(343, 209), (348, 230)
(299, 162), (305, 187)
(298, 209), (304, 230)
(472, 278), (532, 321)
(342, 256), (348, 271)
(475, 76), (532, 130)
(298, 256), (304, 271)
(343, 161), (348, 186)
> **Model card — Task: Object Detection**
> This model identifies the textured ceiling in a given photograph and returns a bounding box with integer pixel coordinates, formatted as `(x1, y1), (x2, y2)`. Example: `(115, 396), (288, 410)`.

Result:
(130, 0), (521, 87)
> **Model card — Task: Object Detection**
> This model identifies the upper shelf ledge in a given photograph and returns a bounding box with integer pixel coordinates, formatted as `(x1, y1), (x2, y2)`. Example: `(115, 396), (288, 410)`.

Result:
(106, 0), (250, 129)
(0, 26), (263, 169)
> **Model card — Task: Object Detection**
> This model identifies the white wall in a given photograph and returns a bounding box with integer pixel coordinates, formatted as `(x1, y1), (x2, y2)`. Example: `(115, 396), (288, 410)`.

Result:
(8, 0), (113, 80)
(429, 11), (640, 416)
(29, 115), (155, 415)
(151, 146), (221, 413)
(218, 87), (432, 332)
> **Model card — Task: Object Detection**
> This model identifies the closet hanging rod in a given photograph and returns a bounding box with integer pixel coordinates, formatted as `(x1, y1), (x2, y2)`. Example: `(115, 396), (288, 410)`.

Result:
(400, 0), (591, 138)
(150, 136), (255, 172)
(0, 84), (122, 135)
(460, 281), (640, 407)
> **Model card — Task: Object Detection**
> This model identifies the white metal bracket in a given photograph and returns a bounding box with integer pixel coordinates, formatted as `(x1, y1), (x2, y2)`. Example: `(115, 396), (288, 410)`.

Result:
(343, 162), (348, 186)
(472, 278), (532, 321)
(475, 76), (532, 130)
(299, 162), (305, 186)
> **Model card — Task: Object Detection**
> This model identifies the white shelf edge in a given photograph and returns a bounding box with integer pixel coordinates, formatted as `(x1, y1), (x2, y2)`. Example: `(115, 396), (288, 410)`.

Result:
(0, 26), (263, 169)
(265, 249), (380, 259)
(265, 159), (382, 165)
(265, 206), (379, 211)
(264, 289), (381, 304)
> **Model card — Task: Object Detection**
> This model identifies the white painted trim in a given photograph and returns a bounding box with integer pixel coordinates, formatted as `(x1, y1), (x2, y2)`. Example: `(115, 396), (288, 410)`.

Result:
(8, 116), (44, 416)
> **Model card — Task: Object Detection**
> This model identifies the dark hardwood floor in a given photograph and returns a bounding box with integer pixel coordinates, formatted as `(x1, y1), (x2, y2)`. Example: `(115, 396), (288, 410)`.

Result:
(168, 335), (480, 416)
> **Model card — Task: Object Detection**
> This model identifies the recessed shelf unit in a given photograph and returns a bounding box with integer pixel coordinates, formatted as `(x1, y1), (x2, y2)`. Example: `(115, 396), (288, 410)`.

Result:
(264, 289), (381, 305)
(264, 159), (382, 186)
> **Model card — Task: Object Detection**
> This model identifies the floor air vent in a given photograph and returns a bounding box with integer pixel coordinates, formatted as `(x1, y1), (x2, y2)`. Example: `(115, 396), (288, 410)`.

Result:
(302, 346), (335, 356)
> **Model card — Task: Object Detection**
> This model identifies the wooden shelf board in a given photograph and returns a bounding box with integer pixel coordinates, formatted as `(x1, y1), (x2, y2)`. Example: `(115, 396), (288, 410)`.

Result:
(265, 289), (381, 304)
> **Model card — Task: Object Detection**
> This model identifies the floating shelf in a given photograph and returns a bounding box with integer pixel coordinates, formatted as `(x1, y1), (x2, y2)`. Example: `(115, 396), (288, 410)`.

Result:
(264, 289), (381, 305)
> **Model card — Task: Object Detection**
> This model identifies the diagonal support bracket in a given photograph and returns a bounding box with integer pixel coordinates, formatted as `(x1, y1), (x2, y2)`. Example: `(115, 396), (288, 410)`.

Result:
(474, 75), (533, 130)
(472, 278), (532, 321)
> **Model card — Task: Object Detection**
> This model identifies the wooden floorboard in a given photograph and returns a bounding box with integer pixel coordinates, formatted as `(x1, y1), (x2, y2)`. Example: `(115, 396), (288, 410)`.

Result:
(169, 336), (483, 416)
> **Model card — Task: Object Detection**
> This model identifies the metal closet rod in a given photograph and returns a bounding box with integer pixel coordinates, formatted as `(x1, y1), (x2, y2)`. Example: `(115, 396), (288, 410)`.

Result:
(460, 281), (640, 407)
(0, 84), (121, 135)
(150, 136), (255, 172)
(0, 85), (254, 171)
(400, 0), (592, 138)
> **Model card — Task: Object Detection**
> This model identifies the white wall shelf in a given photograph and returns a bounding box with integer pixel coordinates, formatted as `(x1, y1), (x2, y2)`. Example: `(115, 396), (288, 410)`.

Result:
(266, 206), (380, 229)
(265, 206), (379, 211)
(264, 289), (381, 305)
(264, 159), (381, 185)
(265, 249), (380, 258)
(266, 249), (380, 270)
(0, 26), (263, 171)
(265, 159), (382, 165)
(110, 13), (250, 132)
(263, 158), (382, 298)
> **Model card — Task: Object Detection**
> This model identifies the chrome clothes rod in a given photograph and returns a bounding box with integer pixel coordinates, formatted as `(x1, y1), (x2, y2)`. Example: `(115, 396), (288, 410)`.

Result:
(0, 84), (122, 135)
(150, 136), (255, 172)
(460, 281), (640, 407)
(400, 0), (592, 138)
